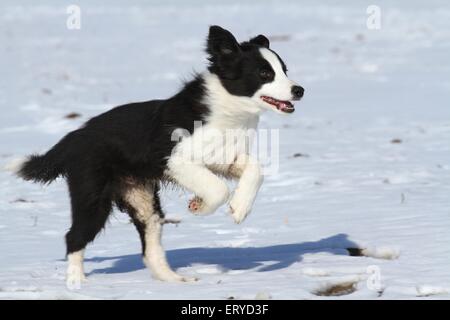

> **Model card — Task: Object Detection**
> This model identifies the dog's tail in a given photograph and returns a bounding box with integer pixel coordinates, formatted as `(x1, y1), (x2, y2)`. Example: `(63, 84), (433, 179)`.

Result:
(15, 138), (71, 184)
(16, 154), (63, 184)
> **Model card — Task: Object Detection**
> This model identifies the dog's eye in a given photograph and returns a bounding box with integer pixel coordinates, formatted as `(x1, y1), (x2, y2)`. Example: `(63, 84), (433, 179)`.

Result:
(260, 70), (273, 80)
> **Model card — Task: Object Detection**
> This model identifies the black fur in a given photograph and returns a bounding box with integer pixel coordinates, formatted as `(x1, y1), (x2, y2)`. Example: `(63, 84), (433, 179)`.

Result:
(18, 75), (208, 255)
(207, 26), (287, 97)
(17, 25), (290, 258)
(249, 34), (270, 48)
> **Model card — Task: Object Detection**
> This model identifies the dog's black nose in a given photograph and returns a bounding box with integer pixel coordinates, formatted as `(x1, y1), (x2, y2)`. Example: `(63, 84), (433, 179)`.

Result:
(291, 86), (304, 100)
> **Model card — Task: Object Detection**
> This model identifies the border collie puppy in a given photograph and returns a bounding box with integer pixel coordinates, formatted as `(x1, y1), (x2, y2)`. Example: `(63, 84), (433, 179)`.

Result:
(17, 26), (304, 284)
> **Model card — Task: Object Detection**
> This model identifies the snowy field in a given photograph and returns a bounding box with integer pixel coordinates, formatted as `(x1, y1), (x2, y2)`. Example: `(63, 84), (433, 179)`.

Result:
(1, 0), (450, 299)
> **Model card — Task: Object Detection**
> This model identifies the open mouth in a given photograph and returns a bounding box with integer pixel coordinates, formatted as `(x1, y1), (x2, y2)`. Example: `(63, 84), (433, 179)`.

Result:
(260, 96), (295, 113)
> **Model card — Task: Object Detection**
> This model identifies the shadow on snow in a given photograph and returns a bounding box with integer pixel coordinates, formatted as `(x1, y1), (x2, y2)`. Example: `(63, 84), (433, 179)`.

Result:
(86, 233), (358, 275)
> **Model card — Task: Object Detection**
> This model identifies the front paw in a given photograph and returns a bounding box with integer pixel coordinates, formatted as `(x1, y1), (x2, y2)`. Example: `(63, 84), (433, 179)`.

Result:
(188, 196), (216, 215)
(188, 196), (224, 215)
(189, 196), (205, 214)
(229, 193), (252, 224)
(188, 186), (230, 216)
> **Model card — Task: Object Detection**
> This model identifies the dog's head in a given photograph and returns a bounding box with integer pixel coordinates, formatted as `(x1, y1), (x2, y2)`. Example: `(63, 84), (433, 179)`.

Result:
(206, 25), (304, 114)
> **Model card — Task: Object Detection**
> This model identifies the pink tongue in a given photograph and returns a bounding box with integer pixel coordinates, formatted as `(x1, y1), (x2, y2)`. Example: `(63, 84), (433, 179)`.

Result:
(278, 102), (288, 109)
(279, 102), (294, 113)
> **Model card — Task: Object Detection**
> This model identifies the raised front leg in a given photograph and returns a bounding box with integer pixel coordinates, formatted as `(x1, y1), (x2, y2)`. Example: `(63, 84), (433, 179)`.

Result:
(229, 154), (263, 224)
(167, 160), (230, 215)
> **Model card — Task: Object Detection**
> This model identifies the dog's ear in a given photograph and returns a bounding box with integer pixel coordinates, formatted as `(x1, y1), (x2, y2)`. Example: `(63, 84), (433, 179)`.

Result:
(249, 34), (270, 48)
(207, 26), (241, 57)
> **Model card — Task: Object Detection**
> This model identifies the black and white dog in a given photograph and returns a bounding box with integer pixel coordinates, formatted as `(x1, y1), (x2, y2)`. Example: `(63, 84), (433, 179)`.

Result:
(17, 26), (304, 284)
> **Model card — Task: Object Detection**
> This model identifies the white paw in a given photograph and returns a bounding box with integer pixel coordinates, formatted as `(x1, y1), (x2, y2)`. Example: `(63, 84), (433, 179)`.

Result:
(188, 196), (214, 216)
(66, 267), (87, 290)
(188, 186), (230, 216)
(229, 192), (252, 224)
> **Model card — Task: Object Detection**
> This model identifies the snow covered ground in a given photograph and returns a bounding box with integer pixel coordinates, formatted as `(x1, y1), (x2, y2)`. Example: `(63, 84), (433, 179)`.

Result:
(1, 0), (450, 299)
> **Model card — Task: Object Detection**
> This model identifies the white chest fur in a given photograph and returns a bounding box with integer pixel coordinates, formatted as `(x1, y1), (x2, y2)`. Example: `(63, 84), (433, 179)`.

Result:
(165, 72), (264, 223)
(170, 72), (261, 168)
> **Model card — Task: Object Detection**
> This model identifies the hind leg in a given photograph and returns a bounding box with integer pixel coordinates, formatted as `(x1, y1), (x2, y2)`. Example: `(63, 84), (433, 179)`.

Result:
(65, 174), (113, 289)
(121, 182), (196, 282)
